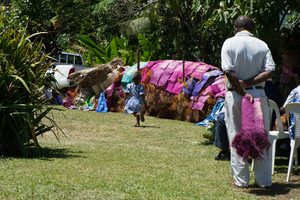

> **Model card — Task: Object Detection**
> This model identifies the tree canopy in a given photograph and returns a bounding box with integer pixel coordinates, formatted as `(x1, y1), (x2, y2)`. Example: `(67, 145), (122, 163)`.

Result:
(1, 0), (300, 68)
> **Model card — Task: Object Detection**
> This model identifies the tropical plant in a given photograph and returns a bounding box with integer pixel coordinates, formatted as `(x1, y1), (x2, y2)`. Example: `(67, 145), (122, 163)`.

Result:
(76, 32), (164, 66)
(0, 18), (62, 156)
(77, 34), (136, 66)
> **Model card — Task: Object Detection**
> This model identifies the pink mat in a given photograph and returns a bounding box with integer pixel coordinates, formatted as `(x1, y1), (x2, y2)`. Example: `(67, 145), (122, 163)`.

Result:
(232, 97), (271, 160)
(149, 60), (173, 85)
(157, 60), (182, 87)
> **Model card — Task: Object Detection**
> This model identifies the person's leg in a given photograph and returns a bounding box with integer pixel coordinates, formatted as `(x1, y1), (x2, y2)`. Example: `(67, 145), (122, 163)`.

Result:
(254, 91), (272, 187)
(140, 110), (145, 122)
(133, 112), (140, 127)
(225, 92), (250, 187)
(214, 112), (230, 160)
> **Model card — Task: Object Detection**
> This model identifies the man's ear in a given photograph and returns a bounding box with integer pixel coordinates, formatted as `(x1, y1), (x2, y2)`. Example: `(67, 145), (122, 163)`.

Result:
(234, 27), (238, 34)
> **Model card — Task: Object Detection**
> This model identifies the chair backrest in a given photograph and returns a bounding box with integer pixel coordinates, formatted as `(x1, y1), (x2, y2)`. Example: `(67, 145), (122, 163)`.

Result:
(269, 99), (284, 133)
(285, 102), (300, 139)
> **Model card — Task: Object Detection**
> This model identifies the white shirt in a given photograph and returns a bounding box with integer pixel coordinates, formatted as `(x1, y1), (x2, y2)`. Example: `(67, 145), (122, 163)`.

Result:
(221, 31), (275, 89)
(283, 85), (300, 107)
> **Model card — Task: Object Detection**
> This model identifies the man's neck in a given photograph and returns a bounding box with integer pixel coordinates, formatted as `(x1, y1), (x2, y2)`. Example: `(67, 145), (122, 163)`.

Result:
(240, 30), (252, 34)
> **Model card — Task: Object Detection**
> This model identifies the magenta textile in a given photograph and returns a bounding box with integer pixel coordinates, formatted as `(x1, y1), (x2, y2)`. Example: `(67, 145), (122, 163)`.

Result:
(157, 60), (182, 87)
(190, 92), (211, 110)
(206, 76), (225, 98)
(165, 64), (184, 93)
(104, 83), (114, 110)
(141, 61), (163, 82)
(165, 62), (194, 94)
(189, 63), (218, 79)
(231, 97), (271, 160)
(179, 61), (198, 78)
(191, 70), (224, 96)
(149, 60), (173, 85)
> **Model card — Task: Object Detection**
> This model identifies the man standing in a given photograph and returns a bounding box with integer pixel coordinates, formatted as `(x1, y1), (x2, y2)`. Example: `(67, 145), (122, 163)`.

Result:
(221, 16), (275, 188)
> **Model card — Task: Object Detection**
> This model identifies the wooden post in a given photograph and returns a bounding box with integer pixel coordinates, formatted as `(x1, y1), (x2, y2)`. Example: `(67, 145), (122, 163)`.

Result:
(137, 49), (140, 71)
(182, 54), (185, 84)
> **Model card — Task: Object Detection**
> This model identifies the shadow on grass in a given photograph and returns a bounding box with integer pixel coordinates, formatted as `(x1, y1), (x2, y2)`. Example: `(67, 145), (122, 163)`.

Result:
(134, 125), (161, 128)
(1, 147), (85, 160)
(199, 140), (214, 146)
(247, 182), (300, 197)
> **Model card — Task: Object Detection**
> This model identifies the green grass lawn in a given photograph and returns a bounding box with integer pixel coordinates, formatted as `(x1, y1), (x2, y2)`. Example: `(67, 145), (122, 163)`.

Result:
(0, 107), (299, 199)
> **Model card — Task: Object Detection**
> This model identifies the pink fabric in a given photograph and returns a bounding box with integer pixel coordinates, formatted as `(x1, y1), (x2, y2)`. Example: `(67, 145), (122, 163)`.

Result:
(189, 76), (225, 111)
(189, 63), (218, 79)
(191, 70), (223, 96)
(207, 75), (225, 97)
(104, 84), (114, 110)
(165, 62), (197, 94)
(63, 93), (73, 108)
(231, 97), (271, 160)
(165, 64), (184, 93)
(190, 92), (211, 110)
(179, 61), (198, 78)
(141, 61), (163, 82)
(149, 60), (173, 85)
(157, 60), (181, 87)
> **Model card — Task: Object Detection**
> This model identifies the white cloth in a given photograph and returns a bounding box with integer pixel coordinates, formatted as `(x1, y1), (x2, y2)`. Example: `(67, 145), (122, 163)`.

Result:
(283, 85), (300, 107)
(221, 31), (275, 187)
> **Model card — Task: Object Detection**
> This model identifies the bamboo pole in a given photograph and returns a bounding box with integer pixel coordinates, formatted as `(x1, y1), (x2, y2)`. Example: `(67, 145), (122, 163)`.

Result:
(137, 49), (140, 71)
(182, 54), (185, 84)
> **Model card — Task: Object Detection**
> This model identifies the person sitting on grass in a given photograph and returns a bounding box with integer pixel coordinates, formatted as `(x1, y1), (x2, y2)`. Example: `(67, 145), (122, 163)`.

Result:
(124, 71), (146, 127)
(52, 89), (63, 105)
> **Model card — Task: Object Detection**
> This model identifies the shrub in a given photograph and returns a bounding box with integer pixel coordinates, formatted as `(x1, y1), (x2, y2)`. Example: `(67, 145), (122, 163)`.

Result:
(0, 18), (60, 156)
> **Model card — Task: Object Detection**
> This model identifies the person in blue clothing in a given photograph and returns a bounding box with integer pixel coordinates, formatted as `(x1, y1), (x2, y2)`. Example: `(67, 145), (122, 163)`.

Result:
(124, 71), (146, 127)
(52, 89), (63, 105)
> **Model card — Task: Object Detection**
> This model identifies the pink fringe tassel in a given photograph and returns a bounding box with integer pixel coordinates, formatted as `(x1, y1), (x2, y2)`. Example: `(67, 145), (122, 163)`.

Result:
(232, 97), (271, 160)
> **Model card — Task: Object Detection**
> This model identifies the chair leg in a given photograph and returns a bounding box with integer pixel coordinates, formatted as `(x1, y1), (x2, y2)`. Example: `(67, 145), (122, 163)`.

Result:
(271, 139), (277, 174)
(287, 140), (296, 182)
(295, 144), (299, 170)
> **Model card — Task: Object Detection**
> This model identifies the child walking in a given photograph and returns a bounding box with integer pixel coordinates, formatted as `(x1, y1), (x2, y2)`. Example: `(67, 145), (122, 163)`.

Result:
(124, 71), (146, 127)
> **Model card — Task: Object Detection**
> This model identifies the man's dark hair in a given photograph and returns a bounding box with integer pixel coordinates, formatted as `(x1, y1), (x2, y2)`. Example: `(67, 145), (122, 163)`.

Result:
(234, 16), (254, 33)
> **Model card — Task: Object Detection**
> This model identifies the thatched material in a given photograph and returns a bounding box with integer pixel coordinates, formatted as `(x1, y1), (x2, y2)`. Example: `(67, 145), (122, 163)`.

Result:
(69, 57), (124, 88)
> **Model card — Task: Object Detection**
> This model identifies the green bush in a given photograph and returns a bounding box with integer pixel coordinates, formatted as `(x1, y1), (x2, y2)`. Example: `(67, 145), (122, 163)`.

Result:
(0, 18), (60, 156)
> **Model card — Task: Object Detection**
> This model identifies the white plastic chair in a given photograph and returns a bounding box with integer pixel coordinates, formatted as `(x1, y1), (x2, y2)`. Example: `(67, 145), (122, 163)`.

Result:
(251, 100), (289, 174)
(284, 102), (300, 182)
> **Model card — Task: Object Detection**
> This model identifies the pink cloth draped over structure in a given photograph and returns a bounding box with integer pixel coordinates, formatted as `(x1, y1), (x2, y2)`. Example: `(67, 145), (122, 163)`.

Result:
(149, 60), (173, 85)
(189, 74), (225, 111)
(139, 59), (226, 111)
(157, 60), (182, 87)
(141, 61), (163, 82)
(168, 61), (195, 94)
(189, 63), (218, 79)
(205, 75), (226, 98)
(231, 97), (271, 161)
